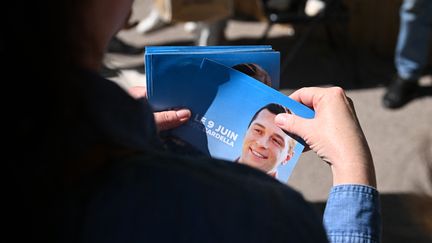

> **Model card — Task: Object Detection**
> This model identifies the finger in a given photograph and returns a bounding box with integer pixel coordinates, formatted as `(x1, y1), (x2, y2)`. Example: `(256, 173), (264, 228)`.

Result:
(154, 109), (191, 131)
(290, 87), (349, 111)
(128, 86), (147, 99)
(288, 87), (324, 107)
(274, 113), (311, 141)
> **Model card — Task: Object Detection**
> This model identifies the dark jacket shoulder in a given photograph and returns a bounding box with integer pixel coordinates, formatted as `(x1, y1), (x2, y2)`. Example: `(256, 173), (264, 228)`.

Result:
(64, 152), (328, 243)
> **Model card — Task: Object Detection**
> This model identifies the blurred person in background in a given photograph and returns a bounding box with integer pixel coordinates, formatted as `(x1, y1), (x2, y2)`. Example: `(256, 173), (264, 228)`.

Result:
(382, 0), (432, 109)
(135, 0), (327, 46)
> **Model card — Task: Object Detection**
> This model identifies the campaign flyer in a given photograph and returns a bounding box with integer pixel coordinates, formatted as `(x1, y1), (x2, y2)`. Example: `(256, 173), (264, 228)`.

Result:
(146, 49), (314, 183)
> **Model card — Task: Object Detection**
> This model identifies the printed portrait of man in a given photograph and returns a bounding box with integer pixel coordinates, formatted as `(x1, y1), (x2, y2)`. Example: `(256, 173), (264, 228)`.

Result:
(237, 103), (296, 178)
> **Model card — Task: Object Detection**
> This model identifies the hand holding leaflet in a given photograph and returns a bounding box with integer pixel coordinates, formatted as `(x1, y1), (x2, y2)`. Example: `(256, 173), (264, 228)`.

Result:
(274, 87), (376, 187)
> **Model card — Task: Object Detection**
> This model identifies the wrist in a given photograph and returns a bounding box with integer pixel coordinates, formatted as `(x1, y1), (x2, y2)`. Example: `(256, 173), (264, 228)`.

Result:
(330, 158), (376, 188)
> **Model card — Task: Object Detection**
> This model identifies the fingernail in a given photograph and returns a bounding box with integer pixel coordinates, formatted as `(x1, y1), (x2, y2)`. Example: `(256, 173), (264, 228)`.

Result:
(274, 114), (287, 126)
(176, 109), (191, 121)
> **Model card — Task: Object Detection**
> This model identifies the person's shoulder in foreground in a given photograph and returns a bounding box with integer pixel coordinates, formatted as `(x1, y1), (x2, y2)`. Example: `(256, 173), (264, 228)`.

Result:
(64, 150), (329, 243)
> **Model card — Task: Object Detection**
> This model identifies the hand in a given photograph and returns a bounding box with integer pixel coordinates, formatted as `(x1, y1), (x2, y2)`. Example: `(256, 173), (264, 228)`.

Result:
(128, 86), (191, 131)
(274, 87), (376, 187)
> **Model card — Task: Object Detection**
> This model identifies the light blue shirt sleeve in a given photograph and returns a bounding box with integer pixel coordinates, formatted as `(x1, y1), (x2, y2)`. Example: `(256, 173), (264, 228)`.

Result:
(323, 184), (382, 243)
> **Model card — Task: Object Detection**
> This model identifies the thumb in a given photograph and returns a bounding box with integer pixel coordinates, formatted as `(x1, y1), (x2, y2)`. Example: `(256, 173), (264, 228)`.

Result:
(274, 113), (311, 140)
(154, 109), (191, 131)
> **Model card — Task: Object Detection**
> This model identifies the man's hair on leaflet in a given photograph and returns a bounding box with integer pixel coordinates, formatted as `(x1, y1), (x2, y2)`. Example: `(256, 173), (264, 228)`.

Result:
(248, 103), (292, 130)
(248, 103), (297, 154)
(232, 63), (272, 86)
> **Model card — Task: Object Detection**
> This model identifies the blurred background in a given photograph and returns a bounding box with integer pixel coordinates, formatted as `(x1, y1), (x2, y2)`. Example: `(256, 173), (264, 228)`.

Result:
(104, 0), (432, 242)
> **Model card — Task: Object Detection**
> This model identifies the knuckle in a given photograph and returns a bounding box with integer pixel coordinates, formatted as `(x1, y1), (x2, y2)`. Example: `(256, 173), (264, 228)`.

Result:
(331, 86), (345, 95)
(329, 86), (347, 99)
(155, 111), (176, 131)
(161, 111), (177, 126)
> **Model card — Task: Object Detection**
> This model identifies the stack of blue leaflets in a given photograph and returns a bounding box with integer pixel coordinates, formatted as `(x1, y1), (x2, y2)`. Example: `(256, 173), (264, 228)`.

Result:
(145, 45), (314, 183)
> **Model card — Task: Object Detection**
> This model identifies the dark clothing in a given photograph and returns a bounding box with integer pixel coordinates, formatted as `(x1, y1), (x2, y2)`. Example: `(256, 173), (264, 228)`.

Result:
(64, 152), (328, 243)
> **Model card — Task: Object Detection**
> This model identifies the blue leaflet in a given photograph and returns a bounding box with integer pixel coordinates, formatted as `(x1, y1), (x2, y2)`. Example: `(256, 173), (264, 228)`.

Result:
(145, 46), (314, 183)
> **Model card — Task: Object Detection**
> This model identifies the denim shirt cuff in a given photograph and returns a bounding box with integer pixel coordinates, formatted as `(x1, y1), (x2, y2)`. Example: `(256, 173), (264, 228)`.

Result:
(323, 184), (382, 243)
